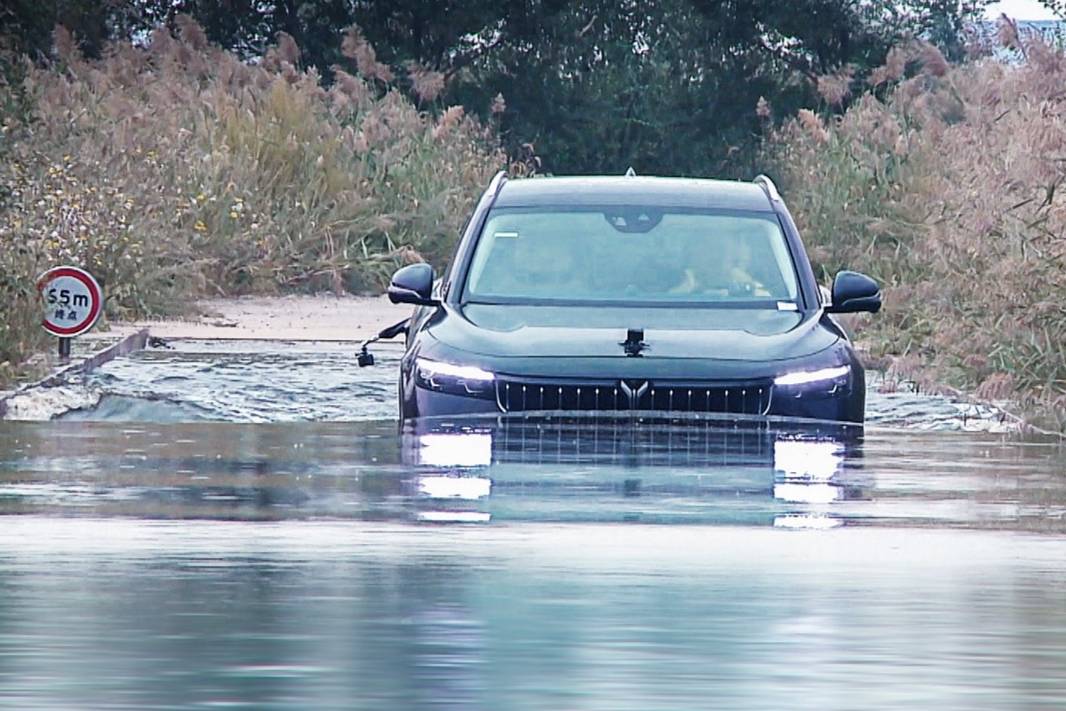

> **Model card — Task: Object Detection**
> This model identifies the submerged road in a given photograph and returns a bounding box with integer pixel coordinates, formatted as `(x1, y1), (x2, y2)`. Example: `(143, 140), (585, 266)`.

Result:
(0, 313), (1062, 709)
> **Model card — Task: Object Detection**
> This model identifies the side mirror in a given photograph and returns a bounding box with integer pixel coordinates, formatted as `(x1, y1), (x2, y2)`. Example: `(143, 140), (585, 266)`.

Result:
(387, 263), (439, 306)
(826, 270), (882, 314)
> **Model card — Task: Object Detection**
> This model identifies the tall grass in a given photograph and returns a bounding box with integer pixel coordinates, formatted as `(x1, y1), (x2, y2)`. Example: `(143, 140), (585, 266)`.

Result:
(0, 20), (504, 383)
(772, 29), (1066, 429)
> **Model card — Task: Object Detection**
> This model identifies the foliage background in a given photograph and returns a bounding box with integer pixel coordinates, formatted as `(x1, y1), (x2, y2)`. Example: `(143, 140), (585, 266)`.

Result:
(0, 21), (503, 380)
(4, 1), (1066, 427)
(771, 24), (1066, 428)
(2, 0), (989, 176)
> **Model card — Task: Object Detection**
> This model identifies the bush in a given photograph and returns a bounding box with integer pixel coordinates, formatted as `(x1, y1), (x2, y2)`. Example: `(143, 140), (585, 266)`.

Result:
(771, 31), (1066, 429)
(0, 21), (504, 382)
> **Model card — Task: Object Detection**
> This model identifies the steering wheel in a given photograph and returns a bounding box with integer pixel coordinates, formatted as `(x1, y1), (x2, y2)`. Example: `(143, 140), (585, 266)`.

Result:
(726, 281), (755, 298)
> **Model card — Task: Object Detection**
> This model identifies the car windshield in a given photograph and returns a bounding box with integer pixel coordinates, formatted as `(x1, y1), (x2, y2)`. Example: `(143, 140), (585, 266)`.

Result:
(464, 206), (800, 306)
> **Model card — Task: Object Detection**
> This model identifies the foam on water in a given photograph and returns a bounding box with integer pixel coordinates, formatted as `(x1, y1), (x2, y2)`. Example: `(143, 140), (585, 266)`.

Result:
(1, 339), (1022, 432)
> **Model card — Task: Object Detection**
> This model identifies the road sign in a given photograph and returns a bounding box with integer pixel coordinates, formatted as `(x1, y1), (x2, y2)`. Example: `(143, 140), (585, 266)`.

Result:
(37, 266), (103, 338)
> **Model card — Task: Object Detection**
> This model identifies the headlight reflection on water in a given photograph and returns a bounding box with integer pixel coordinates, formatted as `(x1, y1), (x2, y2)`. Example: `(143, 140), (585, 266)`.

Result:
(772, 483), (841, 504)
(773, 439), (845, 480)
(417, 476), (492, 500)
(773, 437), (847, 505)
(416, 432), (493, 467)
(773, 514), (844, 529)
(416, 511), (492, 523)
(414, 432), (493, 522)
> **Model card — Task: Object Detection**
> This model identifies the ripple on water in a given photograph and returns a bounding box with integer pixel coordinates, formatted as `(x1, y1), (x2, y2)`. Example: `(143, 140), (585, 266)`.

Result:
(0, 340), (1014, 432)
(54, 340), (402, 423)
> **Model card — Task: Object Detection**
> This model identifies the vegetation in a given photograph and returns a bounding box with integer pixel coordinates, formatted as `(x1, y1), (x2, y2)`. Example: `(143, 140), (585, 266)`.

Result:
(3, 3), (1065, 428)
(2, 1), (988, 177)
(771, 23), (1066, 429)
(0, 21), (504, 382)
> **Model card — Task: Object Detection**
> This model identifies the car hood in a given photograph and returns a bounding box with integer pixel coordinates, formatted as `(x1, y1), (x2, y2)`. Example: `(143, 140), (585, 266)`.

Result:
(425, 304), (837, 362)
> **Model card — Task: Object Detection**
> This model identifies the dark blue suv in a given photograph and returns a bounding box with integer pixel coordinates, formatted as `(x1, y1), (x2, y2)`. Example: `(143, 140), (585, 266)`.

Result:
(384, 173), (881, 423)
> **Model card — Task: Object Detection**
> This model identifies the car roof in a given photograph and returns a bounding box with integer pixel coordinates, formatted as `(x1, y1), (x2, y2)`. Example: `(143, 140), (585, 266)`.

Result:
(494, 175), (776, 212)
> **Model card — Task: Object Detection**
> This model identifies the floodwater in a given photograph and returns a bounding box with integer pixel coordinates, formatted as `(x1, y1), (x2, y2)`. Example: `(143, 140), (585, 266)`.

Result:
(6, 339), (1012, 429)
(0, 340), (1064, 709)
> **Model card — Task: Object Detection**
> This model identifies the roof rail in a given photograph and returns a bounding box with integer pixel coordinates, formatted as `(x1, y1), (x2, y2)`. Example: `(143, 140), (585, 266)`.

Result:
(753, 174), (782, 203)
(488, 170), (508, 199)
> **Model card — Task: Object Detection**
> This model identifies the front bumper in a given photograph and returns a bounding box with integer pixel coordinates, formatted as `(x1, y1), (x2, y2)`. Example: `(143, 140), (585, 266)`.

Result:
(405, 369), (865, 423)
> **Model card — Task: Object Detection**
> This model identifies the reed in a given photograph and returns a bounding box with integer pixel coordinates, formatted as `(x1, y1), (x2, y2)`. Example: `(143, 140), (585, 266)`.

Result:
(0, 20), (504, 384)
(772, 31), (1066, 429)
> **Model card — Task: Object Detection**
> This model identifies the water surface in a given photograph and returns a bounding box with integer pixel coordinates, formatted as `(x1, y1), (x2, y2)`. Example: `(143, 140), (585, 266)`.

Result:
(0, 518), (1063, 710)
(23, 339), (1015, 431)
(0, 340), (1063, 709)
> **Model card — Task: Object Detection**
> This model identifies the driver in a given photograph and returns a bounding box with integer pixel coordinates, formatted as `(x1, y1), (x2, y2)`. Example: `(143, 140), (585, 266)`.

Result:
(669, 234), (768, 297)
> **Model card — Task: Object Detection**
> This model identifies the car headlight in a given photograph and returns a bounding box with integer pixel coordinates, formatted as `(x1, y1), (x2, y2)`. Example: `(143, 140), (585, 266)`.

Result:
(415, 357), (496, 399)
(774, 364), (850, 388)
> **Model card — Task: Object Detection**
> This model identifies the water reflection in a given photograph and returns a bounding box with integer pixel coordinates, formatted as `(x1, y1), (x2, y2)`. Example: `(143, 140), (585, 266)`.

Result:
(1, 414), (1064, 530)
(403, 414), (867, 528)
(1, 415), (1065, 707)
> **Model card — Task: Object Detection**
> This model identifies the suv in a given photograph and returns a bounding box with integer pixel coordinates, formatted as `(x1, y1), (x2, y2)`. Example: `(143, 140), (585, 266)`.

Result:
(384, 172), (880, 423)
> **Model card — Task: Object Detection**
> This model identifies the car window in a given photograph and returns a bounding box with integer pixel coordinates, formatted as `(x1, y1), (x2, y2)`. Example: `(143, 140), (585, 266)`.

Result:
(464, 207), (799, 305)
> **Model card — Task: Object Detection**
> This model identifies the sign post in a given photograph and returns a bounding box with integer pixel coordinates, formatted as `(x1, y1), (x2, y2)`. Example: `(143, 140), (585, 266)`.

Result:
(36, 266), (104, 361)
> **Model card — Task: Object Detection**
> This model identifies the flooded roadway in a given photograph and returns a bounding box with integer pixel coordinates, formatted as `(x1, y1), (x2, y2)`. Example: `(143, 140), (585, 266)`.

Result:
(0, 340), (1064, 709)
(2, 339), (1014, 429)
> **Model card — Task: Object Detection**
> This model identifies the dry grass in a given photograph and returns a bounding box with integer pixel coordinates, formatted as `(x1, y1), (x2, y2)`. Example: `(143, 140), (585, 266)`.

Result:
(772, 32), (1066, 430)
(0, 20), (504, 383)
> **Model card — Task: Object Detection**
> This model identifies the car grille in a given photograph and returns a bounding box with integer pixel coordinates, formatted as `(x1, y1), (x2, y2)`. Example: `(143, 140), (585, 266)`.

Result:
(495, 377), (772, 415)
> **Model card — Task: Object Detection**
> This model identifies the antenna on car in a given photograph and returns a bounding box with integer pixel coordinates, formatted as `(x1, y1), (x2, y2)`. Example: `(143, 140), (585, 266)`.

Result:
(624, 167), (637, 177)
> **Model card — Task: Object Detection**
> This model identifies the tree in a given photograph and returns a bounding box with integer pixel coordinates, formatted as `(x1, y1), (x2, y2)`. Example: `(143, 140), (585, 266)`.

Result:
(2, 1), (989, 176)
(1, 0), (115, 60)
(344, 0), (989, 175)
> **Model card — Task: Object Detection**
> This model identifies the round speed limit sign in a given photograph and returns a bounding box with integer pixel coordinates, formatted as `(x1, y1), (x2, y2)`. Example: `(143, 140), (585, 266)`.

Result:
(37, 266), (104, 337)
